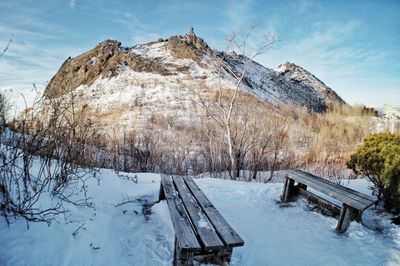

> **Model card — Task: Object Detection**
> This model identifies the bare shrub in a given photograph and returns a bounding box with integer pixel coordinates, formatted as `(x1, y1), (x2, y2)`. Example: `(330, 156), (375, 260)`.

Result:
(1, 91), (100, 225)
(290, 102), (375, 182)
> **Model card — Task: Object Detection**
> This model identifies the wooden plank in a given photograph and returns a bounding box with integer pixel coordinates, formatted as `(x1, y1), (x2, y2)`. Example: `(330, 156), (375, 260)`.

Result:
(289, 171), (373, 210)
(297, 171), (376, 209)
(286, 171), (369, 210)
(291, 169), (376, 202)
(184, 176), (244, 247)
(292, 175), (371, 206)
(173, 176), (224, 251)
(161, 175), (201, 252)
(289, 174), (369, 210)
(294, 169), (375, 202)
(297, 187), (341, 217)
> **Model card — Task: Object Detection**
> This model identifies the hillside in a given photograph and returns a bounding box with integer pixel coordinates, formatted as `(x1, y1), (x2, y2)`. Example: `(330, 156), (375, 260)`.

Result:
(30, 29), (345, 133)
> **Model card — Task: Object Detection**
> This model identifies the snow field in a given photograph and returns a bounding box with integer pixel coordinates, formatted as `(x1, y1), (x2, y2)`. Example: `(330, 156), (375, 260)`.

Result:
(1, 170), (399, 266)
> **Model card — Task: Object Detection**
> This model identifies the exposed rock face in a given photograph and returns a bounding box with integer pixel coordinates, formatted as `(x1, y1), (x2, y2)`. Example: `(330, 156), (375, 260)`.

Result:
(167, 27), (213, 64)
(274, 62), (345, 106)
(44, 40), (172, 99)
(221, 56), (345, 112)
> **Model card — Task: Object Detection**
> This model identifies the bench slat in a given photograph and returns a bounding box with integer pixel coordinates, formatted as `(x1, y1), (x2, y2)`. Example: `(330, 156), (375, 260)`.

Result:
(184, 177), (244, 248)
(288, 171), (368, 210)
(161, 175), (201, 252)
(287, 170), (374, 210)
(289, 170), (376, 207)
(291, 169), (376, 203)
(173, 176), (225, 250)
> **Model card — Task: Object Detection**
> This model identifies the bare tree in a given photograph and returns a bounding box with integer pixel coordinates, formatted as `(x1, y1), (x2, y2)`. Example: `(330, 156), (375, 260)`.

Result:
(189, 24), (276, 179)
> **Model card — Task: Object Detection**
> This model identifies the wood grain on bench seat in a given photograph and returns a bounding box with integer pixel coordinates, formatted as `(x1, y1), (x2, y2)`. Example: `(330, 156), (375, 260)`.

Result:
(173, 176), (224, 250)
(184, 176), (244, 248)
(161, 176), (201, 252)
(160, 175), (244, 265)
(287, 170), (375, 210)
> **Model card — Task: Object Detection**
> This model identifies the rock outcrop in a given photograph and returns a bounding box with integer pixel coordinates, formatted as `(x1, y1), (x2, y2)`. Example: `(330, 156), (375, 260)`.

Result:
(44, 40), (172, 99)
(274, 62), (345, 106)
(167, 27), (213, 64)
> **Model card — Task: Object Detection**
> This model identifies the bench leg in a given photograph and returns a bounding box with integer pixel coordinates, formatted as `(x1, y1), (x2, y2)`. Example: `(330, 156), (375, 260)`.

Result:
(280, 176), (289, 202)
(199, 247), (233, 265)
(281, 176), (295, 203)
(298, 183), (307, 190)
(336, 204), (357, 233)
(174, 236), (194, 266)
(355, 210), (363, 222)
(159, 183), (165, 201)
(218, 247), (233, 265)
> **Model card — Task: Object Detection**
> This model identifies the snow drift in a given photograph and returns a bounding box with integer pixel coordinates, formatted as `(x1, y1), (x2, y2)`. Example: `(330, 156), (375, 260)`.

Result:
(1, 169), (399, 266)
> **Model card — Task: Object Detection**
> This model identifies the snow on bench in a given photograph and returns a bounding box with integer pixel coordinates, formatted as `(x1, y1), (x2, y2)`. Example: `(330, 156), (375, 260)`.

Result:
(281, 169), (377, 233)
(159, 175), (244, 265)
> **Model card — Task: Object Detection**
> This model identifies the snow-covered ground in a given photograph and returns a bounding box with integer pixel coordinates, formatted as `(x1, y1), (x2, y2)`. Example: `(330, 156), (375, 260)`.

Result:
(1, 170), (399, 266)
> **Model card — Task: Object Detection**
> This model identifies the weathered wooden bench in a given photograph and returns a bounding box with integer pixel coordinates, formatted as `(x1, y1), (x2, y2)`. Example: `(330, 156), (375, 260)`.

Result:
(159, 175), (244, 266)
(281, 169), (377, 233)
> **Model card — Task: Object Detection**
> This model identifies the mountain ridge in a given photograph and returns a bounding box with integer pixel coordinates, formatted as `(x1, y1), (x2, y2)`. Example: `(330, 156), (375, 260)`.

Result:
(34, 29), (347, 134)
(43, 28), (344, 108)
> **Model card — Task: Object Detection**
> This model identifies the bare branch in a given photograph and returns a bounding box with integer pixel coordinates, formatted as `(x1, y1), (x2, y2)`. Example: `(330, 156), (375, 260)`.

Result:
(0, 34), (13, 58)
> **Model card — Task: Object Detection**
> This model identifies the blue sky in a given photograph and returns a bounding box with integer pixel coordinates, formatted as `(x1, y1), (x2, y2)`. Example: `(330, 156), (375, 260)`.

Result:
(0, 0), (399, 110)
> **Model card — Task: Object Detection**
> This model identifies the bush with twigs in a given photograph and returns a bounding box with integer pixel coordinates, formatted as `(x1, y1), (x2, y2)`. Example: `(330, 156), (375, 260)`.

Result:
(347, 132), (400, 214)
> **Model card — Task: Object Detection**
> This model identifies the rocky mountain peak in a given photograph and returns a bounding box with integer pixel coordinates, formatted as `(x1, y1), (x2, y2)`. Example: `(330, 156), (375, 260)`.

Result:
(274, 61), (345, 105)
(96, 39), (122, 48)
(188, 26), (196, 38)
(275, 61), (306, 74)
(167, 27), (213, 63)
(182, 27), (211, 53)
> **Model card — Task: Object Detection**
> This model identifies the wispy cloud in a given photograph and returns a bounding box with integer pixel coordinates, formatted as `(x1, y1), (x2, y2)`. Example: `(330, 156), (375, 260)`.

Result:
(220, 0), (254, 34)
(258, 19), (398, 106)
(259, 20), (362, 68)
(0, 1), (85, 112)
(297, 0), (314, 14)
(69, 0), (76, 8)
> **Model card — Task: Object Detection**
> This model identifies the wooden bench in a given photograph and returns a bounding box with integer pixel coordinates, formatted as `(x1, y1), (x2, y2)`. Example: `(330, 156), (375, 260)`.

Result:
(159, 175), (244, 266)
(281, 169), (377, 233)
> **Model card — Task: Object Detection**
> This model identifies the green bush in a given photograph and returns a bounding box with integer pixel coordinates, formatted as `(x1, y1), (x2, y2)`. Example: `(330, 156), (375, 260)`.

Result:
(347, 132), (400, 214)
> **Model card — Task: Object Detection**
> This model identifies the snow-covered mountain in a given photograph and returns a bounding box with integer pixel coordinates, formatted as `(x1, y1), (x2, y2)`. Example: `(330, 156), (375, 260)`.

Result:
(33, 28), (345, 131)
(383, 105), (400, 120)
(273, 62), (345, 107)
